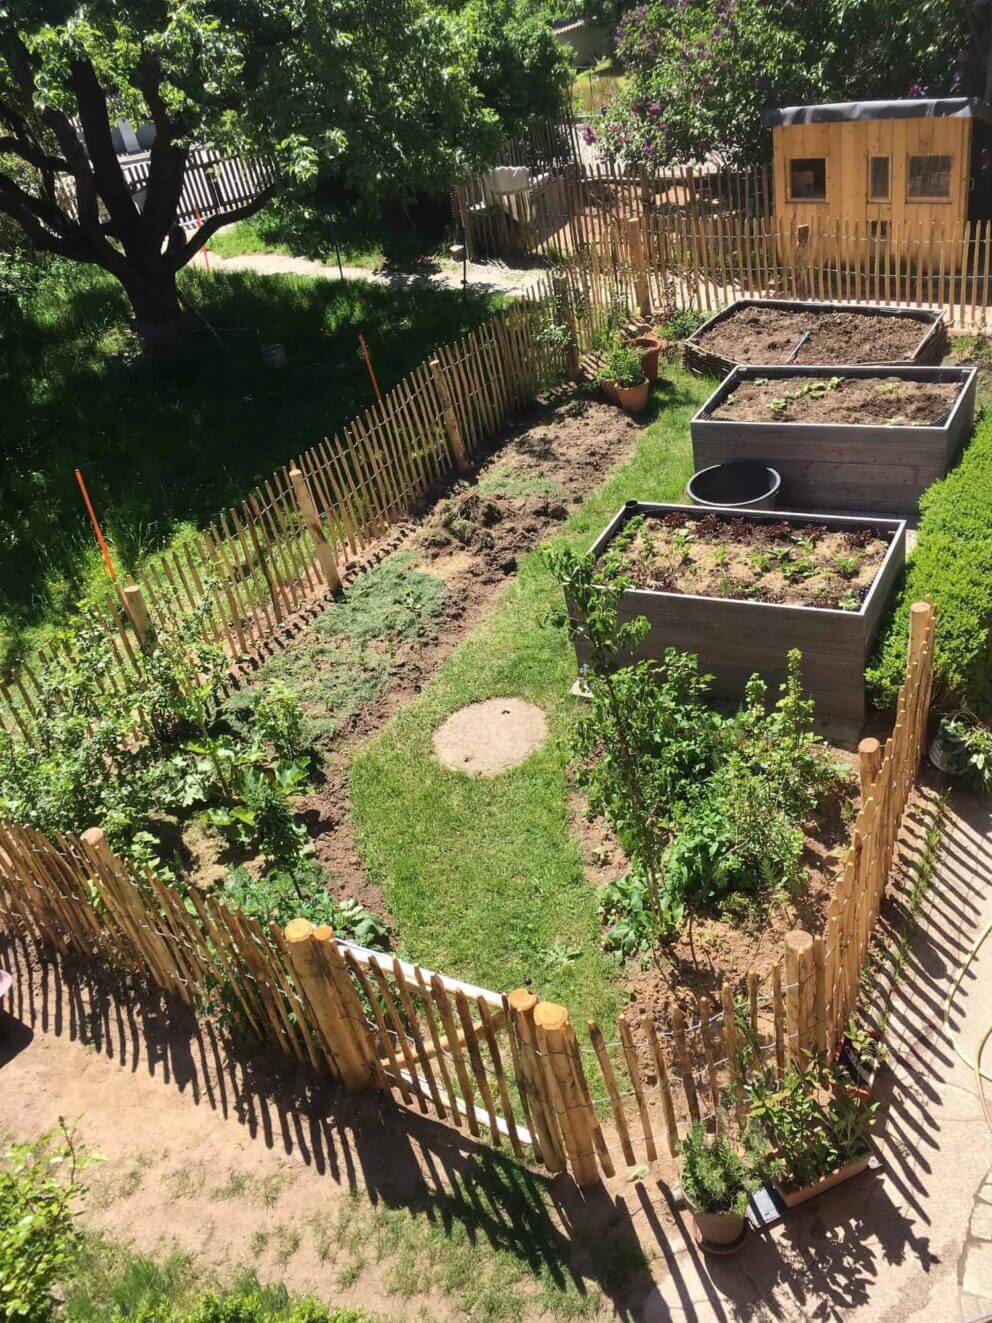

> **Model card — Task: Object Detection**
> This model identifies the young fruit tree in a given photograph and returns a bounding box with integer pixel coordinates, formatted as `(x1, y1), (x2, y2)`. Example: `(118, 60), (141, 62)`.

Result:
(0, 1), (501, 350)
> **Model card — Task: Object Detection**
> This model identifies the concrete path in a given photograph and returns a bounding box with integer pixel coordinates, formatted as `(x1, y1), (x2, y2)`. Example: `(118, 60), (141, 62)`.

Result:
(208, 248), (548, 299)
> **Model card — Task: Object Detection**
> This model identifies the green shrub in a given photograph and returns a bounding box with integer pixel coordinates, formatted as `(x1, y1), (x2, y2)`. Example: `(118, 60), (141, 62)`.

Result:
(867, 413), (992, 713)
(222, 861), (389, 950)
(0, 1127), (89, 1321)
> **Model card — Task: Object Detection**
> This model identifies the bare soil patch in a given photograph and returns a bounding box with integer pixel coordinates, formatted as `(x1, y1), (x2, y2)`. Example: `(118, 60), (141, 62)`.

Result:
(615, 510), (892, 610)
(711, 374), (961, 425)
(433, 698), (548, 776)
(697, 306), (931, 366)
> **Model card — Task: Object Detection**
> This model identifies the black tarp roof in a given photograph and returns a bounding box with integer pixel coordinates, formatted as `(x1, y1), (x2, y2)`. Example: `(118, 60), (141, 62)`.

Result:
(762, 98), (992, 128)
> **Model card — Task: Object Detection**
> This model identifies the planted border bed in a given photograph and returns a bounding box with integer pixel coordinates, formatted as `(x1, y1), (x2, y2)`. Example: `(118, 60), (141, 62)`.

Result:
(691, 365), (977, 515)
(572, 502), (907, 738)
(683, 298), (947, 378)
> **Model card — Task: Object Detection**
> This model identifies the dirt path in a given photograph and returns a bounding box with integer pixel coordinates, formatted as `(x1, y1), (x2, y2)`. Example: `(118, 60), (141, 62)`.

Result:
(208, 248), (548, 299)
(2, 786), (991, 1319)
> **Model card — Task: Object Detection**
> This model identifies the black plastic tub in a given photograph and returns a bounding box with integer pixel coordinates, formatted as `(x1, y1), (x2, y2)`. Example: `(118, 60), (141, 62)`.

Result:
(686, 461), (781, 510)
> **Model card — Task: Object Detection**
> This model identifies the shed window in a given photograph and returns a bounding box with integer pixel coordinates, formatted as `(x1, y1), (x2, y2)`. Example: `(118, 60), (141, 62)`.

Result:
(869, 156), (890, 201)
(907, 154), (952, 199)
(788, 157), (826, 201)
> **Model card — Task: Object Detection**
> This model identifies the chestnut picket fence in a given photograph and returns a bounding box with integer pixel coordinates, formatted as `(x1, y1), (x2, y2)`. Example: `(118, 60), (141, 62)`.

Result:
(0, 287), (572, 746)
(0, 603), (935, 1186)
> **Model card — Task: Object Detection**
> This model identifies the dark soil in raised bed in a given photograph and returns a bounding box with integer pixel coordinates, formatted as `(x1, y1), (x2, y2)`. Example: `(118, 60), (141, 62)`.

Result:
(225, 394), (642, 920)
(613, 510), (891, 611)
(697, 306), (931, 366)
(710, 374), (961, 425)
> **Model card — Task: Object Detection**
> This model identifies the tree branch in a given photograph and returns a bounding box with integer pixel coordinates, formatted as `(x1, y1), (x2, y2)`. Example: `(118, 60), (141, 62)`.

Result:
(164, 184), (276, 271)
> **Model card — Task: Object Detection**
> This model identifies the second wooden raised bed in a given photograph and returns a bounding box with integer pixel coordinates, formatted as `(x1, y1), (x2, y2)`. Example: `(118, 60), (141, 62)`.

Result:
(571, 502), (907, 738)
(691, 364), (977, 515)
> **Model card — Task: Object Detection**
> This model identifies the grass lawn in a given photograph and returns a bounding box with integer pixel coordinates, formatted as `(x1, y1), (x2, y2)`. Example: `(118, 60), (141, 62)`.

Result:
(0, 263), (499, 667)
(350, 370), (710, 1030)
(570, 58), (628, 117)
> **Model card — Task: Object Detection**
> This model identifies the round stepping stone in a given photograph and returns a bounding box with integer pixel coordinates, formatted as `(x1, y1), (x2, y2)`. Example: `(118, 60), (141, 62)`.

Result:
(432, 698), (548, 776)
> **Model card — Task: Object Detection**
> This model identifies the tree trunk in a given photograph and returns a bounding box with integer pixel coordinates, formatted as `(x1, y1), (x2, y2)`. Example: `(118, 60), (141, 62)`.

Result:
(120, 265), (196, 353)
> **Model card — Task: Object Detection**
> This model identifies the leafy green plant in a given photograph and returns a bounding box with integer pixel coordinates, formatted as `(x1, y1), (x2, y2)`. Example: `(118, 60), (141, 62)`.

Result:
(222, 861), (389, 949)
(253, 683), (309, 763)
(745, 1057), (876, 1192)
(205, 761), (311, 866)
(0, 1123), (92, 1321)
(833, 554), (860, 580)
(596, 341), (645, 389)
(938, 711), (992, 791)
(655, 308), (707, 341)
(678, 1117), (766, 1216)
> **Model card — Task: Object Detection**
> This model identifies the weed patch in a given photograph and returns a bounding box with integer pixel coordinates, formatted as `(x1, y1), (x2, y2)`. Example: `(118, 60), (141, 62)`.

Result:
(222, 553), (448, 747)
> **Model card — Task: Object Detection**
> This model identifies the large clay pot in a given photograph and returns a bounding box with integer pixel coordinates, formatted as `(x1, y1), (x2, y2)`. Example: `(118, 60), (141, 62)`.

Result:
(635, 333), (663, 385)
(690, 1207), (746, 1248)
(615, 380), (650, 415)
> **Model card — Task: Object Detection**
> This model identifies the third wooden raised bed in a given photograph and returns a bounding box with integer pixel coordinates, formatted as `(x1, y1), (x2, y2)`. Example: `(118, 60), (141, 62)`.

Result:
(571, 502), (906, 738)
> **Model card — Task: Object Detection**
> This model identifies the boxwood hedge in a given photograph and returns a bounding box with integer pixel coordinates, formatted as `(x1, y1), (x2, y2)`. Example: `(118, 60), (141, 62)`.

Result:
(867, 410), (992, 714)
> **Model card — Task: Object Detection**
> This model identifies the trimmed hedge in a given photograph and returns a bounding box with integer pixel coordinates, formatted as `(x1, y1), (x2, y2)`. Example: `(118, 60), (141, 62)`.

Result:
(867, 410), (992, 714)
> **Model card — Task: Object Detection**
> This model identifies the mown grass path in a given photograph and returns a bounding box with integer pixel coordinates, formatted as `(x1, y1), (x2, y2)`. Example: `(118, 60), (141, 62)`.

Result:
(351, 371), (711, 1028)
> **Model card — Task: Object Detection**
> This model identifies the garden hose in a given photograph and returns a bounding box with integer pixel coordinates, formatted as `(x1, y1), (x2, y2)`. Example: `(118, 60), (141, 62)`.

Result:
(940, 918), (992, 1132)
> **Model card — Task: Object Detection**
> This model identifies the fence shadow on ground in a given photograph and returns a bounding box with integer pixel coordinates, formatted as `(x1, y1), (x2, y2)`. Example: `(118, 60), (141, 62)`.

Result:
(0, 930), (656, 1316)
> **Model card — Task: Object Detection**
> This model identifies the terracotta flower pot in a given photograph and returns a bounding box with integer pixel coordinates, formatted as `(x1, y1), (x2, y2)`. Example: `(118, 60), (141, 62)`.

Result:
(635, 333), (663, 385)
(774, 1151), (871, 1209)
(614, 380), (650, 415)
(690, 1207), (746, 1248)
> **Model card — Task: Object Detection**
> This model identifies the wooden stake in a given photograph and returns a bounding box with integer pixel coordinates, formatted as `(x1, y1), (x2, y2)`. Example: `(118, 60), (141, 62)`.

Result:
(289, 468), (340, 591)
(429, 358), (470, 474)
(122, 583), (155, 653)
(858, 737), (882, 799)
(784, 929), (815, 1070)
(534, 1001), (599, 1187)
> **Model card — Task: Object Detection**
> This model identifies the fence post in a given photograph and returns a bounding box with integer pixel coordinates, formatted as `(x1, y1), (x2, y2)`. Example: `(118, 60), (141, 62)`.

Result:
(552, 275), (581, 381)
(506, 988), (566, 1174)
(794, 223), (810, 299)
(122, 583), (155, 653)
(858, 737), (881, 798)
(533, 1001), (600, 1187)
(429, 358), (470, 474)
(627, 216), (652, 319)
(784, 929), (816, 1069)
(289, 468), (341, 592)
(283, 919), (375, 1091)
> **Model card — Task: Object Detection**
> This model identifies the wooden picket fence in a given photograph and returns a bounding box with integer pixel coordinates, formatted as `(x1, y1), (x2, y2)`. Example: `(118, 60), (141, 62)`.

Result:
(455, 160), (773, 264)
(0, 604), (936, 1187)
(0, 288), (569, 746)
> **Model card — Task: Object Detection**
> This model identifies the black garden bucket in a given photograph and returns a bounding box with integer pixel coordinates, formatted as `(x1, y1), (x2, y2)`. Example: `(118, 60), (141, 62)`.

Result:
(686, 460), (781, 510)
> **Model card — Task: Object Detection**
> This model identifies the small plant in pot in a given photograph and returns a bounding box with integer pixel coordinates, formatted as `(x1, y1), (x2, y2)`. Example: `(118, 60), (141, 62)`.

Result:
(597, 340), (649, 415)
(678, 1117), (766, 1249)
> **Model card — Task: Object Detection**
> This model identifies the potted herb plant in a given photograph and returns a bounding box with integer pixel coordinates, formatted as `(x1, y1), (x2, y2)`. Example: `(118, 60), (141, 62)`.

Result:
(746, 1058), (876, 1209)
(597, 341), (649, 415)
(678, 1119), (765, 1249)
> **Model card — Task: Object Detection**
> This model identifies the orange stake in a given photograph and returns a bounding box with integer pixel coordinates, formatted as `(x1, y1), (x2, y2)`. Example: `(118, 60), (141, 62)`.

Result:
(75, 468), (117, 584)
(358, 332), (383, 404)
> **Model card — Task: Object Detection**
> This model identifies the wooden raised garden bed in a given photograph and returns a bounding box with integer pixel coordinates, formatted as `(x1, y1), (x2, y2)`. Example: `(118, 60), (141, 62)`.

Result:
(691, 365), (977, 515)
(572, 502), (906, 738)
(684, 298), (947, 378)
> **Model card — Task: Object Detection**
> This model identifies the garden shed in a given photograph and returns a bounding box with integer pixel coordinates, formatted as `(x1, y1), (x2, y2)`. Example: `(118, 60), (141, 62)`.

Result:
(762, 98), (992, 262)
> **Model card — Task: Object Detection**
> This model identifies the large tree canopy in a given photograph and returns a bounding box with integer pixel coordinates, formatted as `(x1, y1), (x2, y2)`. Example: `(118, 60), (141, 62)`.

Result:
(591, 0), (992, 168)
(0, 0), (505, 347)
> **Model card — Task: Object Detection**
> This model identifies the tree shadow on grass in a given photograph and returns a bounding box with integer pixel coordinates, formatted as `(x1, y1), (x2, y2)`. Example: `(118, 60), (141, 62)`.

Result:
(0, 265), (499, 656)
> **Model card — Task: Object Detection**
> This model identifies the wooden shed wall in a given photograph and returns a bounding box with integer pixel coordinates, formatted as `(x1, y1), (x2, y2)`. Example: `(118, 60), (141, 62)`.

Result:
(772, 116), (972, 232)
